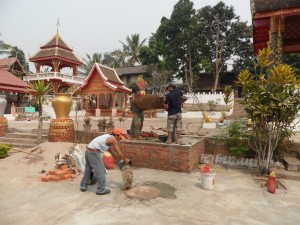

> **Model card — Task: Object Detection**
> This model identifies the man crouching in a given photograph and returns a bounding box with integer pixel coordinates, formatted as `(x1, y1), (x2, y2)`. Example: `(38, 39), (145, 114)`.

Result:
(80, 128), (129, 195)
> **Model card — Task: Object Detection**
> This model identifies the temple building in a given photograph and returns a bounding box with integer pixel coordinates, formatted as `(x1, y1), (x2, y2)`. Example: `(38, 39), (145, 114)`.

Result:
(0, 58), (30, 113)
(252, 0), (300, 63)
(80, 63), (131, 117)
(27, 31), (84, 93)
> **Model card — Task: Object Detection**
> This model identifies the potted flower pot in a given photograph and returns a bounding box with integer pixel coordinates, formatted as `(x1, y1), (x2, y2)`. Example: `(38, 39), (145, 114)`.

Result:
(97, 124), (106, 132)
(83, 124), (92, 131)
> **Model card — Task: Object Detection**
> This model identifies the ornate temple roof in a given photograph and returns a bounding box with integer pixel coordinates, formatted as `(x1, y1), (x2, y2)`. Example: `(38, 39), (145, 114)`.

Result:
(114, 66), (147, 77)
(252, 0), (300, 18)
(29, 32), (82, 66)
(80, 63), (131, 93)
(0, 69), (29, 93)
(252, 0), (300, 54)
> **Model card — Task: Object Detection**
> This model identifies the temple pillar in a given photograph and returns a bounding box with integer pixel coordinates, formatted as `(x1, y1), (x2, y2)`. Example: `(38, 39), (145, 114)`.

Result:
(52, 59), (61, 72)
(73, 66), (77, 76)
(51, 80), (61, 93)
(35, 63), (41, 73)
(112, 92), (117, 117)
(125, 93), (128, 110)
(268, 16), (285, 65)
(95, 94), (101, 117)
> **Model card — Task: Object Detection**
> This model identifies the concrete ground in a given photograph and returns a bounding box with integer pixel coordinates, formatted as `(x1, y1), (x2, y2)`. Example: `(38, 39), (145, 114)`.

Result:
(1, 117), (300, 225)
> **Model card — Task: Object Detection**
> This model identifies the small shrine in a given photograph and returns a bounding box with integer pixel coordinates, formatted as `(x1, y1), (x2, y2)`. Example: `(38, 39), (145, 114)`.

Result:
(28, 30), (83, 142)
(80, 63), (131, 117)
(28, 31), (83, 92)
(252, 0), (300, 63)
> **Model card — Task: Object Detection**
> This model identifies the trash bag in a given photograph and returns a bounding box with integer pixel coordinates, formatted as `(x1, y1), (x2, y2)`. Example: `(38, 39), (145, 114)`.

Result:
(69, 145), (85, 173)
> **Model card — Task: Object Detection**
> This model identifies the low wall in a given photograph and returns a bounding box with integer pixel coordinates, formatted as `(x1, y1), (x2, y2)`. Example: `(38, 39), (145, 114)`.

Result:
(119, 138), (204, 173)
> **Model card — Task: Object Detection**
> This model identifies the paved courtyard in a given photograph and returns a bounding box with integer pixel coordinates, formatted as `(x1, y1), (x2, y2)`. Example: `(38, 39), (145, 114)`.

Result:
(0, 117), (299, 225)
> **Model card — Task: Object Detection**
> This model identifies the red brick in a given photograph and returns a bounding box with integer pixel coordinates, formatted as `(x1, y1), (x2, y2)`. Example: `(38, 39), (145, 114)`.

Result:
(60, 165), (69, 170)
(50, 176), (61, 182)
(62, 168), (71, 174)
(48, 170), (57, 175)
(54, 170), (69, 178)
(41, 175), (51, 182)
(62, 174), (72, 180)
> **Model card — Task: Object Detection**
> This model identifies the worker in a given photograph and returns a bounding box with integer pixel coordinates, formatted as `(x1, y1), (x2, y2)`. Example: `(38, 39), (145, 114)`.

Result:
(80, 128), (130, 195)
(164, 84), (183, 144)
(129, 84), (143, 138)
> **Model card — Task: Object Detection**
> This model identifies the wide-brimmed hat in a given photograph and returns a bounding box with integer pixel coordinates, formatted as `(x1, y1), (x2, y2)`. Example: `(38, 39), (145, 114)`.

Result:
(111, 128), (126, 140)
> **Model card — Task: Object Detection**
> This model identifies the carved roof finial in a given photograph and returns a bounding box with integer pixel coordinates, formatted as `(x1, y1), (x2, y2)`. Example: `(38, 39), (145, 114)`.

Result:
(56, 17), (60, 33)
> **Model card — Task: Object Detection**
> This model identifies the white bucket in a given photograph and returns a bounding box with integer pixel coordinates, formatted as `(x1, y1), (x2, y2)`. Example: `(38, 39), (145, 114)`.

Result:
(200, 170), (216, 190)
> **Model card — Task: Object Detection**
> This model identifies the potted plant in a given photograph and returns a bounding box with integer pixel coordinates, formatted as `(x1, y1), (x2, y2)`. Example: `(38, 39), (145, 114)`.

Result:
(223, 85), (233, 124)
(106, 117), (115, 131)
(97, 118), (107, 132)
(83, 117), (92, 131)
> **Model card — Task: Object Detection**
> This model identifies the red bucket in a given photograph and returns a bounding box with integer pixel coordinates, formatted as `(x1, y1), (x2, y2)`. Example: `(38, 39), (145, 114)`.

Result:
(200, 165), (210, 172)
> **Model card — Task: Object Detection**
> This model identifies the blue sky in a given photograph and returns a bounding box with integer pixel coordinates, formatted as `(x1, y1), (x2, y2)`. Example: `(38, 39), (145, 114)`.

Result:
(0, 0), (251, 71)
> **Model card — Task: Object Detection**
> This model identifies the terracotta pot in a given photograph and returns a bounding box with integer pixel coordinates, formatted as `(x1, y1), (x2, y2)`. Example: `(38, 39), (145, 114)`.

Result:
(0, 95), (7, 117)
(51, 93), (72, 119)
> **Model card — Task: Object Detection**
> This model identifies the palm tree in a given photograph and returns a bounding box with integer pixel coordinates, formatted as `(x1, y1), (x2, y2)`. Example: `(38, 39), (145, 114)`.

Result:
(0, 35), (12, 55)
(120, 34), (147, 66)
(79, 52), (103, 76)
(28, 80), (53, 142)
(103, 50), (128, 67)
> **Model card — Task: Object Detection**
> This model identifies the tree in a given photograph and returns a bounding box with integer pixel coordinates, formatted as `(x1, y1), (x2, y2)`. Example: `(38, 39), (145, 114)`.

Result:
(197, 2), (253, 91)
(144, 64), (172, 94)
(79, 53), (103, 76)
(154, 0), (203, 91)
(283, 53), (300, 77)
(139, 36), (161, 66)
(120, 34), (146, 66)
(8, 46), (29, 71)
(103, 50), (128, 68)
(28, 80), (53, 142)
(0, 34), (12, 55)
(236, 48), (300, 175)
(147, 1), (252, 92)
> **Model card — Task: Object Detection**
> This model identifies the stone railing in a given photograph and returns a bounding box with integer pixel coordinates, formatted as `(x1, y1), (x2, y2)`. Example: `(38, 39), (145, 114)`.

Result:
(24, 72), (86, 84)
(185, 92), (234, 105)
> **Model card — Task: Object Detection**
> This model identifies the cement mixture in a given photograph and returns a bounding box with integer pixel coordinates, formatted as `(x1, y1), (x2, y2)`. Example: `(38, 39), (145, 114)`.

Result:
(126, 181), (176, 200)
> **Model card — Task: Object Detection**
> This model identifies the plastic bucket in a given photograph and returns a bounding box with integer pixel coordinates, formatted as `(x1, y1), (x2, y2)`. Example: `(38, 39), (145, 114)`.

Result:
(200, 170), (216, 190)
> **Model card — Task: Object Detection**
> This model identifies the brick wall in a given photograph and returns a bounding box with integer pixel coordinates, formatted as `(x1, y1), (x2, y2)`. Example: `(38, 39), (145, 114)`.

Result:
(119, 139), (204, 173)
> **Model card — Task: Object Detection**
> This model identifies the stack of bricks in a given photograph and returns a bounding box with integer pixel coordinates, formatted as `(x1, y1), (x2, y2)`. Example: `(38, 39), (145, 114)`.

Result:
(40, 165), (75, 182)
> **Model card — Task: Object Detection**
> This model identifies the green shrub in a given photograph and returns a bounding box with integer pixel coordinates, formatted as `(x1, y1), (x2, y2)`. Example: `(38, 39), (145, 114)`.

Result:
(221, 120), (249, 156)
(0, 144), (11, 158)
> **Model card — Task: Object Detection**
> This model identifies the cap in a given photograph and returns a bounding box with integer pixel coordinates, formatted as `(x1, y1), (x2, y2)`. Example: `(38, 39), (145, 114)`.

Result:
(166, 84), (176, 90)
(111, 128), (126, 140)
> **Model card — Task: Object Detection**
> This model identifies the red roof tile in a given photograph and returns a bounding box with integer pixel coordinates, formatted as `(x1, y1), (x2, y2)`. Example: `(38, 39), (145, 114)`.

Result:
(30, 48), (82, 65)
(29, 32), (82, 66)
(0, 69), (29, 88)
(80, 64), (131, 93)
(41, 33), (72, 51)
(0, 58), (17, 68)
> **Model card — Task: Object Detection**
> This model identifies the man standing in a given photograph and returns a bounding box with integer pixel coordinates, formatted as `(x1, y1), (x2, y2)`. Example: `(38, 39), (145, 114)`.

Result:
(164, 84), (183, 144)
(129, 85), (143, 138)
(80, 128), (130, 195)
